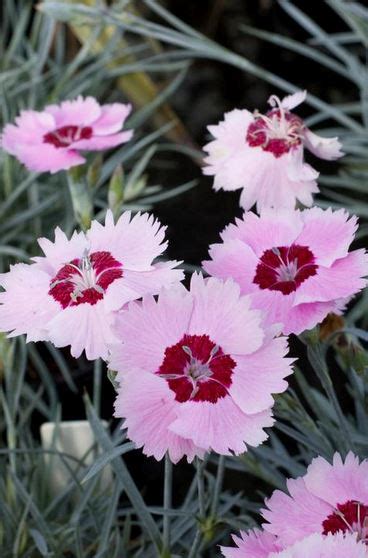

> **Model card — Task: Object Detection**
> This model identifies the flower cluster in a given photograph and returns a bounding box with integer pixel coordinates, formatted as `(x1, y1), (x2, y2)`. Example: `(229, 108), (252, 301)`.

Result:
(0, 90), (367, 470)
(221, 453), (368, 557)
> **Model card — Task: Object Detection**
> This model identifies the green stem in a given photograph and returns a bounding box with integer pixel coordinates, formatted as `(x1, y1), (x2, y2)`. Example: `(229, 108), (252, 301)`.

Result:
(196, 457), (205, 519)
(306, 341), (353, 453)
(188, 457), (206, 558)
(210, 455), (225, 518)
(93, 359), (102, 417)
(161, 453), (173, 557)
(188, 531), (201, 558)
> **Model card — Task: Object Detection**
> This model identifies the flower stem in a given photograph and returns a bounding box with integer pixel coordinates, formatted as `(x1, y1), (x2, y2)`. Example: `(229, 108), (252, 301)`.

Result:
(93, 358), (102, 417)
(162, 453), (173, 557)
(210, 455), (225, 517)
(188, 457), (206, 558)
(306, 341), (354, 453)
(188, 531), (201, 558)
(196, 457), (205, 519)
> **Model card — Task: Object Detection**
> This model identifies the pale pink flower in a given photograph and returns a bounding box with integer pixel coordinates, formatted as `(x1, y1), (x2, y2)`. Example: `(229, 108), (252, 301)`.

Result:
(262, 452), (368, 547)
(111, 274), (293, 463)
(1, 96), (133, 173)
(203, 207), (368, 335)
(221, 531), (366, 558)
(270, 533), (367, 558)
(0, 211), (183, 360)
(203, 91), (343, 212)
(221, 528), (281, 558)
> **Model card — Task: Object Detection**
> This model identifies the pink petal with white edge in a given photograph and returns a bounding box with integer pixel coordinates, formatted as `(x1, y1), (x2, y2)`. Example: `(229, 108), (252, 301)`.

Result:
(248, 288), (295, 330)
(0, 264), (59, 342)
(279, 90), (307, 110)
(44, 96), (101, 127)
(203, 240), (259, 294)
(279, 150), (319, 209)
(108, 285), (193, 378)
(270, 532), (367, 558)
(204, 108), (253, 151)
(92, 103), (132, 135)
(304, 128), (344, 160)
(170, 395), (274, 455)
(295, 207), (358, 267)
(288, 179), (318, 209)
(238, 175), (262, 210)
(262, 477), (331, 547)
(286, 145), (319, 182)
(221, 211), (303, 257)
(221, 529), (280, 558)
(209, 147), (267, 194)
(258, 154), (315, 211)
(283, 300), (336, 335)
(114, 371), (203, 463)
(9, 143), (85, 173)
(203, 109), (255, 192)
(47, 301), (119, 360)
(244, 153), (305, 212)
(70, 130), (133, 151)
(104, 261), (184, 312)
(122, 261), (184, 297)
(230, 336), (293, 414)
(294, 249), (368, 306)
(88, 211), (168, 271)
(188, 274), (265, 356)
(304, 452), (368, 508)
(99, 279), (141, 313)
(37, 228), (88, 273)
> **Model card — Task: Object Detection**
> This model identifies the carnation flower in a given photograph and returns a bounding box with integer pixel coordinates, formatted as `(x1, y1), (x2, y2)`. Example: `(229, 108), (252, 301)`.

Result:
(203, 207), (368, 335)
(221, 530), (366, 558)
(0, 211), (183, 360)
(1, 96), (132, 173)
(203, 91), (343, 211)
(111, 274), (293, 463)
(262, 452), (368, 547)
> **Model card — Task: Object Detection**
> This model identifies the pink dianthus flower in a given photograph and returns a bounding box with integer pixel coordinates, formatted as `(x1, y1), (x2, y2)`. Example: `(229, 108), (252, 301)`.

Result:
(1, 96), (132, 173)
(262, 452), (368, 547)
(111, 274), (293, 463)
(203, 207), (368, 335)
(222, 531), (366, 558)
(0, 211), (183, 360)
(203, 91), (343, 211)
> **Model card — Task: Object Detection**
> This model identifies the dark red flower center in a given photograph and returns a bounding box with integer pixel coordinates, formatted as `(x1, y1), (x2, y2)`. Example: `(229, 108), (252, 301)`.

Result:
(322, 500), (368, 542)
(156, 334), (235, 403)
(253, 244), (317, 295)
(246, 109), (303, 158)
(43, 125), (93, 148)
(49, 251), (123, 308)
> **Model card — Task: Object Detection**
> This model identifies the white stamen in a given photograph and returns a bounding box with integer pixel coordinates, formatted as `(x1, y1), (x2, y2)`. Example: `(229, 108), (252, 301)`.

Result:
(50, 251), (119, 302)
(251, 96), (303, 146)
